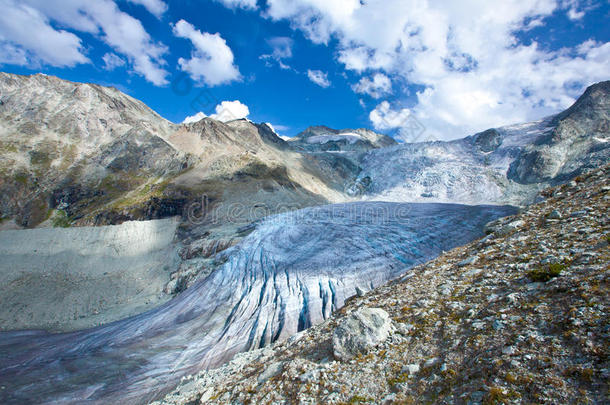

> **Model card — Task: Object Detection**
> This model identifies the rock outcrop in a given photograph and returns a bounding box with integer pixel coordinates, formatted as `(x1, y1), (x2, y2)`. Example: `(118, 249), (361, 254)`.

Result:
(332, 307), (393, 361)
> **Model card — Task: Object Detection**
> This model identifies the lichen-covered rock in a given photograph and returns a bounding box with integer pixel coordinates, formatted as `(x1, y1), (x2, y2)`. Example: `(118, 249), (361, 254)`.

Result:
(332, 307), (393, 361)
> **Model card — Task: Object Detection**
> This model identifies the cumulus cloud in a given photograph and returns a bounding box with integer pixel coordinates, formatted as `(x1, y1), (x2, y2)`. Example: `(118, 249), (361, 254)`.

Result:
(173, 19), (241, 86)
(0, 0), (88, 67)
(265, 0), (610, 140)
(183, 100), (250, 124)
(369, 101), (427, 142)
(3, 0), (169, 85)
(102, 53), (125, 70)
(126, 0), (168, 18)
(215, 0), (257, 10)
(369, 101), (412, 130)
(0, 42), (29, 66)
(260, 36), (293, 69)
(353, 73), (392, 98)
(182, 111), (207, 124)
(307, 69), (331, 88)
(210, 100), (250, 122)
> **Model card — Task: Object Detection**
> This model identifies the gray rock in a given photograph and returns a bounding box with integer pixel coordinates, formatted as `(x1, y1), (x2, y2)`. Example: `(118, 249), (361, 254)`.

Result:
(332, 307), (393, 361)
(548, 209), (562, 219)
(458, 256), (478, 267)
(423, 357), (440, 368)
(494, 220), (525, 237)
(257, 361), (284, 383)
(493, 320), (505, 330)
(402, 364), (420, 375)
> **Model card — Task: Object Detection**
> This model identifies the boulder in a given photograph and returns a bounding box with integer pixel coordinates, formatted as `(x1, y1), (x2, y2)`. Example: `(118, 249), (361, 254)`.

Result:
(332, 307), (393, 361)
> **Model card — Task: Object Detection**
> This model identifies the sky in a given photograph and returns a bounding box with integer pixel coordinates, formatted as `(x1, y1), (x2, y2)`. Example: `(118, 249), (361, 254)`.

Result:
(0, 0), (608, 141)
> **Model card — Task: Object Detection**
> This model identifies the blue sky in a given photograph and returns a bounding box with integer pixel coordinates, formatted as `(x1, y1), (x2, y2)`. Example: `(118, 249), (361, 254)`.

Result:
(0, 0), (608, 140)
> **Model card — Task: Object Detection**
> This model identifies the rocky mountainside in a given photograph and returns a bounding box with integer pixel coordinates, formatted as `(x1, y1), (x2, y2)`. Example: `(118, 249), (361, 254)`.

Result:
(0, 72), (357, 230)
(287, 125), (397, 154)
(353, 81), (610, 204)
(157, 164), (609, 405)
(0, 72), (188, 227)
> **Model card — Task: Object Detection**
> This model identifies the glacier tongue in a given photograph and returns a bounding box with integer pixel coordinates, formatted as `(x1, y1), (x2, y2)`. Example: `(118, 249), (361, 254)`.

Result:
(0, 202), (516, 404)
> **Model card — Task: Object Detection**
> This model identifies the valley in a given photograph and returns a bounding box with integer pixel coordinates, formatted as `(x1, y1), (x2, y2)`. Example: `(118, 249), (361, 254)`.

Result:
(0, 73), (607, 404)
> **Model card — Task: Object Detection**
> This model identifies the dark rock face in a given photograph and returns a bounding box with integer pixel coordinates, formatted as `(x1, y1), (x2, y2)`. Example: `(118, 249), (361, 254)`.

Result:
(473, 128), (502, 152)
(507, 149), (559, 184)
(508, 81), (610, 185)
(93, 197), (190, 225)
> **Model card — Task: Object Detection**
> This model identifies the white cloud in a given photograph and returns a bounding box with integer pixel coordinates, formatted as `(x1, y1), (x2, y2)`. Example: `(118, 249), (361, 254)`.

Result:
(210, 100), (250, 122)
(173, 19), (241, 86)
(126, 0), (167, 18)
(215, 0), (257, 10)
(265, 0), (610, 140)
(102, 52), (125, 70)
(369, 101), (411, 130)
(182, 111), (207, 124)
(183, 101), (250, 125)
(9, 0), (169, 85)
(0, 42), (28, 66)
(264, 122), (290, 134)
(307, 69), (330, 88)
(0, 0), (88, 67)
(353, 73), (392, 98)
(260, 36), (293, 69)
(562, 0), (585, 20)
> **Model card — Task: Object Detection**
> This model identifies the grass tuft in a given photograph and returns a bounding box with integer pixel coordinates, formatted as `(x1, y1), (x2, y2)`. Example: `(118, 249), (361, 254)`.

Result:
(528, 263), (566, 282)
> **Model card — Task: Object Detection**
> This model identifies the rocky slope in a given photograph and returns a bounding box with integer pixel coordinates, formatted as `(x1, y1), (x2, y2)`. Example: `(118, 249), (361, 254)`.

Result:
(354, 81), (609, 204)
(157, 164), (609, 405)
(0, 72), (189, 227)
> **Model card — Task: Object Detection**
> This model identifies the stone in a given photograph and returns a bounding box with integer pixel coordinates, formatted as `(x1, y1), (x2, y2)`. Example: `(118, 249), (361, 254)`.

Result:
(548, 209), (562, 219)
(424, 357), (440, 368)
(402, 364), (420, 375)
(332, 307), (393, 361)
(502, 346), (517, 355)
(458, 256), (478, 267)
(257, 361), (284, 383)
(495, 220), (525, 237)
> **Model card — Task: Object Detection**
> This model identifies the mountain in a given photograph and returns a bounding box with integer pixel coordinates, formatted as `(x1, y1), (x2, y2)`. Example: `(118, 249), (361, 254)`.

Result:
(0, 73), (357, 230)
(352, 81), (609, 204)
(287, 125), (397, 153)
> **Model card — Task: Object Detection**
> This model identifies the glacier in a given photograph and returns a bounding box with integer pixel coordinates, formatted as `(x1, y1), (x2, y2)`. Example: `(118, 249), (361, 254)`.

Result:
(0, 202), (516, 404)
